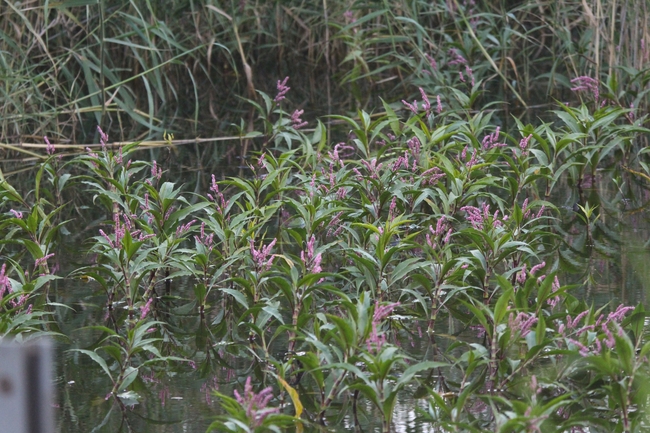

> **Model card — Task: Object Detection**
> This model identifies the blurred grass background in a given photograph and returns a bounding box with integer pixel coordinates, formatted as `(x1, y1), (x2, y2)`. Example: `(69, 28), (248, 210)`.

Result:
(0, 0), (648, 153)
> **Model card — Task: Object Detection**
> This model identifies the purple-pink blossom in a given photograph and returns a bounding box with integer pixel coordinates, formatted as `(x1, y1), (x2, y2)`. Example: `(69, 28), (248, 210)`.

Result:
(421, 167), (445, 185)
(151, 160), (163, 180)
(234, 377), (279, 427)
(208, 174), (229, 214)
(419, 88), (431, 115)
(465, 65), (475, 87)
(519, 134), (532, 156)
(547, 275), (560, 308)
(508, 311), (538, 337)
(250, 238), (277, 272)
(35, 253), (55, 268)
(97, 126), (109, 151)
(141, 297), (154, 319)
(402, 99), (419, 114)
(530, 262), (545, 276)
(0, 264), (9, 300)
(274, 77), (290, 105)
(367, 301), (400, 352)
(516, 264), (527, 285)
(447, 48), (467, 66)
(571, 76), (599, 102)
(461, 202), (502, 230)
(195, 222), (214, 249)
(176, 219), (196, 237)
(361, 158), (383, 179)
(300, 235), (322, 274)
(425, 53), (437, 71)
(426, 216), (451, 249)
(481, 127), (506, 150)
(290, 109), (308, 129)
(44, 136), (55, 155)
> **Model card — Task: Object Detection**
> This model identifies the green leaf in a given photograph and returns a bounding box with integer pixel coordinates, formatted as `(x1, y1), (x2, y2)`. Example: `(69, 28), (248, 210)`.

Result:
(69, 349), (113, 381)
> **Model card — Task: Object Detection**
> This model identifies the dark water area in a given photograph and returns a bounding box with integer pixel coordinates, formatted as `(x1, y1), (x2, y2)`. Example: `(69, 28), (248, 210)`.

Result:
(42, 150), (650, 432)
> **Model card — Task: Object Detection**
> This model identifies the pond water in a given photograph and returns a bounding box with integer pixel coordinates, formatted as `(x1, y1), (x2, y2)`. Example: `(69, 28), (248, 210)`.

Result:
(47, 155), (650, 432)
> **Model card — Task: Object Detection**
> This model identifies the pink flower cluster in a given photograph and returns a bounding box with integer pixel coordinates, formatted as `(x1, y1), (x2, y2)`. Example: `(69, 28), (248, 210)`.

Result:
(0, 264), (10, 300)
(208, 174), (229, 214)
(0, 264), (28, 310)
(447, 48), (467, 66)
(35, 253), (55, 268)
(98, 126), (109, 152)
(194, 222), (214, 249)
(274, 77), (290, 105)
(508, 310), (538, 337)
(176, 219), (196, 237)
(367, 301), (400, 352)
(459, 65), (475, 87)
(461, 145), (479, 169)
(290, 109), (308, 129)
(353, 158), (383, 180)
(421, 167), (445, 185)
(140, 297), (154, 319)
(401, 87), (441, 117)
(460, 203), (506, 231)
(481, 127), (507, 150)
(234, 377), (279, 428)
(250, 238), (277, 272)
(151, 160), (163, 180)
(571, 76), (599, 102)
(559, 304), (635, 356)
(425, 53), (437, 71)
(326, 211), (345, 238)
(99, 212), (154, 248)
(519, 134), (532, 156)
(301, 235), (322, 274)
(521, 198), (545, 221)
(44, 136), (55, 155)
(426, 216), (452, 249)
(516, 260), (545, 286)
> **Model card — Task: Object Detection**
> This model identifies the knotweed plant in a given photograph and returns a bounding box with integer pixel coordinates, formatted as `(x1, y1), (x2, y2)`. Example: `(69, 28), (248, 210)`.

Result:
(0, 76), (649, 432)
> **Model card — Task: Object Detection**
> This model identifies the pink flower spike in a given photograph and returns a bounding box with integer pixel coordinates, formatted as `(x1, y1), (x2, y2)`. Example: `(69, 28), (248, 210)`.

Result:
(530, 262), (545, 276)
(401, 99), (419, 114)
(234, 377), (279, 427)
(35, 253), (55, 267)
(140, 297), (154, 319)
(570, 76), (600, 102)
(44, 136), (55, 155)
(419, 88), (431, 114)
(290, 109), (308, 129)
(97, 126), (109, 147)
(274, 76), (290, 105)
(425, 53), (437, 71)
(250, 238), (277, 272)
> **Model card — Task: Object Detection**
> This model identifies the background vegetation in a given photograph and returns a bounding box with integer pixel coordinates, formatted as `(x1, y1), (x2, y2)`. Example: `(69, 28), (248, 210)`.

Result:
(1, 0), (648, 149)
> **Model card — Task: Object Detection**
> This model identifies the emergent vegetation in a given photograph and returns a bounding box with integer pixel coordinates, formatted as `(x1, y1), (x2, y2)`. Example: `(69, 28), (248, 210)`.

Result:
(1, 1), (650, 432)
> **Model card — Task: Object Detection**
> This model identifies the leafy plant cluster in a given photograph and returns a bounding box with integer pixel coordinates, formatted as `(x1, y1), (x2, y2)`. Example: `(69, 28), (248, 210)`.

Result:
(1, 73), (650, 432)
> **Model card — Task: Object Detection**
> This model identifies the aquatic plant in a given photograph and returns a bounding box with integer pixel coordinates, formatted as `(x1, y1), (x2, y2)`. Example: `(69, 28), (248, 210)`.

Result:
(0, 77), (647, 431)
(0, 2), (650, 430)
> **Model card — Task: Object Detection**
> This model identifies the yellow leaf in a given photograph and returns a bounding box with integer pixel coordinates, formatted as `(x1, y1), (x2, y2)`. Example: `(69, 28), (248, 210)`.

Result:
(277, 377), (303, 419)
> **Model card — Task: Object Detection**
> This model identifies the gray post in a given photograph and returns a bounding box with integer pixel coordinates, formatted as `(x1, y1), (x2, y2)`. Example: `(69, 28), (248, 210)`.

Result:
(0, 340), (53, 433)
